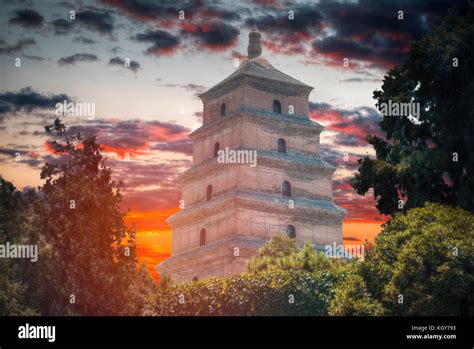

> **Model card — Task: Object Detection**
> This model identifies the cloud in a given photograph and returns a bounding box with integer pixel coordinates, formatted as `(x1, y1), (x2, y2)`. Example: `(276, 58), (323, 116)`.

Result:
(51, 18), (73, 34)
(100, 0), (200, 21)
(245, 5), (323, 37)
(108, 57), (141, 72)
(159, 83), (207, 95)
(51, 9), (114, 35)
(309, 0), (469, 69)
(73, 36), (96, 44)
(21, 54), (45, 61)
(152, 139), (193, 156)
(76, 9), (114, 34)
(180, 22), (240, 50)
(9, 9), (44, 28)
(0, 147), (42, 167)
(0, 38), (36, 55)
(58, 53), (99, 66)
(132, 29), (180, 55)
(343, 236), (361, 242)
(0, 87), (70, 118)
(309, 102), (382, 147)
(48, 119), (192, 158)
(244, 4), (323, 55)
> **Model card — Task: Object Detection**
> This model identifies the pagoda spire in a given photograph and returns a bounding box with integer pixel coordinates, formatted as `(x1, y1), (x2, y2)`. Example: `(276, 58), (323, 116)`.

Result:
(247, 25), (262, 59)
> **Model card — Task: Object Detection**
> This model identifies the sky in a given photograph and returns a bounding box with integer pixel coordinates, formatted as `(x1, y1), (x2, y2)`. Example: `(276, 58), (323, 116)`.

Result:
(0, 0), (467, 280)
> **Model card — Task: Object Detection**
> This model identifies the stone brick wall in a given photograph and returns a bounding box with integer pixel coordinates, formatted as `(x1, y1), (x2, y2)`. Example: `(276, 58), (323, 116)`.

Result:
(202, 82), (310, 124)
(192, 113), (322, 165)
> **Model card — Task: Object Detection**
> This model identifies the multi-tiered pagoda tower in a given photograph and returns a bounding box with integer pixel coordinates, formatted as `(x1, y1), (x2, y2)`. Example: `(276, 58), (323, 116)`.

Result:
(157, 26), (346, 282)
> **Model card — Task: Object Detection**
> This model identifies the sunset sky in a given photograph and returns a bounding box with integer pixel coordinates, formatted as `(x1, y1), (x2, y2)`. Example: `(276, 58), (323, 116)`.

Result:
(0, 0), (466, 280)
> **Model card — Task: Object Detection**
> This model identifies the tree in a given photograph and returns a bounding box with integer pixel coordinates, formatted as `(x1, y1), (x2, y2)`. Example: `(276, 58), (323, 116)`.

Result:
(0, 178), (39, 315)
(31, 118), (152, 315)
(330, 203), (474, 316)
(352, 6), (474, 216)
(246, 233), (346, 275)
(148, 270), (333, 316)
(329, 272), (384, 316)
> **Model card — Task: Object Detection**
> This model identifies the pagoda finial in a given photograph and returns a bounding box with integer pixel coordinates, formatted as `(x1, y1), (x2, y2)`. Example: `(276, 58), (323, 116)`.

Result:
(247, 25), (262, 59)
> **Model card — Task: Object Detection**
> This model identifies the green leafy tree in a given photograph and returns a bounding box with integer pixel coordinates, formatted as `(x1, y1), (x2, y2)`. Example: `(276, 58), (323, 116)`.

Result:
(31, 118), (152, 315)
(329, 271), (384, 316)
(352, 6), (474, 215)
(149, 234), (348, 316)
(246, 233), (346, 275)
(148, 270), (333, 316)
(330, 203), (474, 316)
(0, 179), (39, 315)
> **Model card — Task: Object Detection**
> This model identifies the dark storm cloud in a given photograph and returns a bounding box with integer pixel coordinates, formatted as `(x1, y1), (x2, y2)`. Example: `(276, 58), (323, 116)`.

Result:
(76, 9), (114, 34)
(108, 57), (141, 72)
(180, 22), (240, 50)
(311, 32), (407, 69)
(58, 53), (99, 66)
(245, 4), (323, 37)
(132, 30), (180, 55)
(311, 0), (470, 68)
(312, 37), (374, 60)
(0, 87), (70, 118)
(51, 9), (114, 35)
(200, 6), (242, 21)
(51, 18), (73, 34)
(0, 38), (36, 55)
(100, 0), (239, 22)
(9, 9), (44, 28)
(100, 0), (200, 21)
(322, 0), (469, 41)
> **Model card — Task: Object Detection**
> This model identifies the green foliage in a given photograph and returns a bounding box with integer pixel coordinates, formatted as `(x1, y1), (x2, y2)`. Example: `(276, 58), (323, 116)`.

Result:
(149, 234), (346, 316)
(246, 233), (347, 275)
(329, 271), (384, 316)
(352, 6), (474, 215)
(0, 179), (39, 315)
(330, 203), (474, 316)
(148, 270), (336, 316)
(30, 118), (153, 315)
(0, 119), (154, 315)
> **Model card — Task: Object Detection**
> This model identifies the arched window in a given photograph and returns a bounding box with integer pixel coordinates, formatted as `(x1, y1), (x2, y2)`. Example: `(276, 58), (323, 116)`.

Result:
(286, 225), (296, 239)
(199, 228), (206, 246)
(206, 185), (213, 201)
(214, 142), (220, 157)
(220, 103), (226, 117)
(273, 100), (282, 113)
(277, 138), (286, 154)
(282, 181), (291, 197)
(192, 276), (199, 282)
